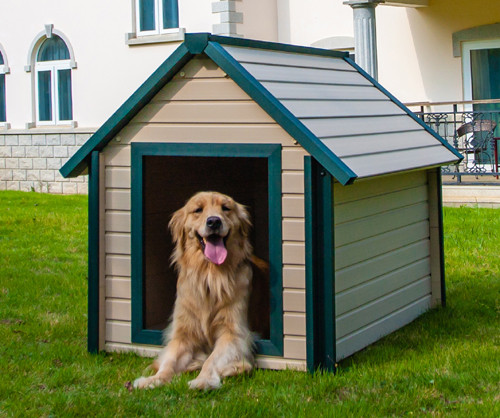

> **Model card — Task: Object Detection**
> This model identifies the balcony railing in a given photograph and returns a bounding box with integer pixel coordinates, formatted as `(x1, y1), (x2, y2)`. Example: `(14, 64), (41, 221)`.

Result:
(406, 100), (500, 183)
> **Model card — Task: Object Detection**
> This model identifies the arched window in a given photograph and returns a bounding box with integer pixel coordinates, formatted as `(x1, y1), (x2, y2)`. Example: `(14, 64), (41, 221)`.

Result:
(35, 35), (73, 124)
(0, 50), (6, 123)
(136, 0), (179, 36)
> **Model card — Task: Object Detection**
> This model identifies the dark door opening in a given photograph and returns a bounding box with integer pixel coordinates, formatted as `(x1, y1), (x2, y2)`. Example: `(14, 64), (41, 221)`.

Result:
(142, 155), (271, 340)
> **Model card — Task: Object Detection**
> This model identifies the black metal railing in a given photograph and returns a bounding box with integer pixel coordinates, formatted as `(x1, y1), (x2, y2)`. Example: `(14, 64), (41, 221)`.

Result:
(408, 100), (500, 183)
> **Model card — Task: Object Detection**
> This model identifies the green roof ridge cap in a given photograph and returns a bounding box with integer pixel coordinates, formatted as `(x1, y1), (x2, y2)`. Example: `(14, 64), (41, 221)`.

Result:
(184, 33), (210, 54)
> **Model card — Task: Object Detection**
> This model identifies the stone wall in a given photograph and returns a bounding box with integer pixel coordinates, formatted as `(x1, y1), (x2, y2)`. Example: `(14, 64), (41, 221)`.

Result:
(0, 131), (93, 194)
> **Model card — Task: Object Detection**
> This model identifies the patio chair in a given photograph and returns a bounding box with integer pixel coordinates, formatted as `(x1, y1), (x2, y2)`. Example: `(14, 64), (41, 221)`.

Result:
(455, 119), (497, 168)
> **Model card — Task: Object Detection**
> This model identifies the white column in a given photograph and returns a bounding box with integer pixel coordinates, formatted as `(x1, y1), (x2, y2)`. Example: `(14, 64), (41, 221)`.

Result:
(344, 0), (383, 80)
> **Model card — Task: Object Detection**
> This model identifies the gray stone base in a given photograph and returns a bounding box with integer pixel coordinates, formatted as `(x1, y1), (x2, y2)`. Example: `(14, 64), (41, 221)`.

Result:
(0, 131), (93, 194)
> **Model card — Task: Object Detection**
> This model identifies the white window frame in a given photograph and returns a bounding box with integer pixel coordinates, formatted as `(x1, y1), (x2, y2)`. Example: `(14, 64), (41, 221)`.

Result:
(35, 59), (73, 126)
(135, 0), (179, 37)
(462, 39), (500, 111)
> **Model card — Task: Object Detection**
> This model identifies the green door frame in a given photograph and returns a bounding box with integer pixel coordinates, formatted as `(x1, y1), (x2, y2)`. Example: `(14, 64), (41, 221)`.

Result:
(304, 156), (336, 373)
(131, 142), (284, 356)
(88, 150), (100, 353)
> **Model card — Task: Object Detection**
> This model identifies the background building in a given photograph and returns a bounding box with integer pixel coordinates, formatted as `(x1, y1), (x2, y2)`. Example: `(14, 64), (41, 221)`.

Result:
(0, 0), (499, 193)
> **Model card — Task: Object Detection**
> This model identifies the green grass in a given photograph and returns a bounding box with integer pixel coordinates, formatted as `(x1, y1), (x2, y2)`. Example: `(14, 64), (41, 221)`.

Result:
(0, 190), (499, 417)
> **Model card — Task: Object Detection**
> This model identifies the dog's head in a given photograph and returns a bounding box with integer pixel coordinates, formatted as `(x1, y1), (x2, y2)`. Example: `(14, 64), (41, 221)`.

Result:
(169, 192), (251, 266)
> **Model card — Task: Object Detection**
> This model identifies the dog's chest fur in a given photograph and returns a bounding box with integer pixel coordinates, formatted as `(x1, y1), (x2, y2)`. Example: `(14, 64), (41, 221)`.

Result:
(174, 262), (251, 347)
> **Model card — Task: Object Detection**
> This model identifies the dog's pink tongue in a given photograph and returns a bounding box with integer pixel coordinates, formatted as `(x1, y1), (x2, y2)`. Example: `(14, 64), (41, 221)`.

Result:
(204, 236), (227, 265)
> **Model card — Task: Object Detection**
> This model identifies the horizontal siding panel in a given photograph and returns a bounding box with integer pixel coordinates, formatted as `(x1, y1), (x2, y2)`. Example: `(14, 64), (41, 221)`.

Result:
(256, 356), (306, 371)
(176, 57), (225, 78)
(335, 185), (428, 224)
(282, 147), (308, 170)
(343, 145), (459, 179)
(302, 115), (422, 138)
(283, 313), (306, 336)
(282, 195), (305, 218)
(283, 218), (305, 241)
(106, 320), (131, 344)
(283, 265), (305, 289)
(284, 336), (307, 360)
(153, 78), (251, 102)
(133, 101), (274, 124)
(106, 299), (131, 321)
(336, 239), (431, 292)
(323, 130), (438, 158)
(336, 258), (431, 315)
(106, 233), (131, 255)
(336, 295), (432, 361)
(123, 124), (295, 146)
(106, 277), (131, 299)
(226, 46), (355, 71)
(334, 171), (426, 204)
(106, 342), (161, 357)
(281, 99), (404, 119)
(335, 220), (430, 270)
(283, 289), (306, 312)
(335, 202), (429, 247)
(105, 211), (131, 233)
(241, 62), (372, 86)
(282, 171), (304, 194)
(283, 242), (306, 265)
(105, 167), (130, 189)
(106, 255), (131, 277)
(336, 277), (431, 339)
(103, 145), (131, 167)
(262, 82), (387, 101)
(105, 190), (130, 211)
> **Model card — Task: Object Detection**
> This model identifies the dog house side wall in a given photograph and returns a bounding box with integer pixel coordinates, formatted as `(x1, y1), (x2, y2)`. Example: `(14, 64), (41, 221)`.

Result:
(100, 56), (310, 371)
(334, 170), (436, 361)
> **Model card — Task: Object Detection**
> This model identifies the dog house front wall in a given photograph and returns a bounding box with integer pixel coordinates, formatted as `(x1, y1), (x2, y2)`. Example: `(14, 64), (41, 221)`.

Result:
(100, 57), (311, 371)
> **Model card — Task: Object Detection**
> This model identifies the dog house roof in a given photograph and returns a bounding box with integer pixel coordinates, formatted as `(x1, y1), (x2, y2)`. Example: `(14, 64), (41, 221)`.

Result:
(60, 33), (462, 185)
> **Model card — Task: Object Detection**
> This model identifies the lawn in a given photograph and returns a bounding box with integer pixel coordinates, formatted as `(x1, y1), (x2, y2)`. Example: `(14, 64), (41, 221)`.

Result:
(0, 190), (498, 417)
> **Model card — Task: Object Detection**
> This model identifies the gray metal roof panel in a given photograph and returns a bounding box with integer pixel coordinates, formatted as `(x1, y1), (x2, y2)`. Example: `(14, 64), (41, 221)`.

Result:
(225, 45), (461, 178)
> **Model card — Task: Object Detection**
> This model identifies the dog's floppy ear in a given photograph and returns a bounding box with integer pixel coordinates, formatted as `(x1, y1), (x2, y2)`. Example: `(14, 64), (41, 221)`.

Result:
(168, 207), (187, 244)
(235, 203), (252, 237)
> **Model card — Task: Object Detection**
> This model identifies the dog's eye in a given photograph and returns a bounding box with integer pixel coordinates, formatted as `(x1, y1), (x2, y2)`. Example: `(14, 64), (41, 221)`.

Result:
(194, 207), (203, 214)
(222, 205), (230, 212)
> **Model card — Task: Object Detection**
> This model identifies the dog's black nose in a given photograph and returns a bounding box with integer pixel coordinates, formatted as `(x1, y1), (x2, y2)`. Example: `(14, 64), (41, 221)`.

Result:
(206, 216), (222, 230)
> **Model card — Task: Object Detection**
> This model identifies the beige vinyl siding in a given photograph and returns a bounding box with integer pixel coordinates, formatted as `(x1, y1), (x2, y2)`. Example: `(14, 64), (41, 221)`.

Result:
(334, 171), (432, 361)
(101, 57), (307, 367)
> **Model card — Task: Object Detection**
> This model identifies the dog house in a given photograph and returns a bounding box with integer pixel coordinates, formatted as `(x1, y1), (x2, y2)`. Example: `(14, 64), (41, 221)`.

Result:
(61, 33), (462, 372)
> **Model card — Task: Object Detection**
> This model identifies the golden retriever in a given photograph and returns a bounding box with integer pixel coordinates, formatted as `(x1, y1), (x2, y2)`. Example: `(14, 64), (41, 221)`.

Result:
(133, 191), (255, 390)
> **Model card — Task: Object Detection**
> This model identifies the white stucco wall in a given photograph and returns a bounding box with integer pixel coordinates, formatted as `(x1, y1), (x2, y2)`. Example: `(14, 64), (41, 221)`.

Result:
(1, 0), (499, 130)
(277, 0), (354, 47)
(376, 0), (500, 104)
(0, 0), (215, 130)
(281, 0), (500, 105)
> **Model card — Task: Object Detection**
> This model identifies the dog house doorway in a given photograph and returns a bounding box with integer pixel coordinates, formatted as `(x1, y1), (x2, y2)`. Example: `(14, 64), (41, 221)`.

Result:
(131, 143), (283, 356)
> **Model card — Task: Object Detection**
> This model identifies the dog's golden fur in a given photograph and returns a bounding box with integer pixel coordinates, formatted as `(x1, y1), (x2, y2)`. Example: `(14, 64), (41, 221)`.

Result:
(133, 191), (255, 390)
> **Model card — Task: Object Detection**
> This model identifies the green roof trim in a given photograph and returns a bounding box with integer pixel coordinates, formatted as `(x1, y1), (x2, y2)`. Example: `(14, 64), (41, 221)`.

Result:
(60, 43), (193, 178)
(344, 57), (464, 163)
(205, 41), (357, 185)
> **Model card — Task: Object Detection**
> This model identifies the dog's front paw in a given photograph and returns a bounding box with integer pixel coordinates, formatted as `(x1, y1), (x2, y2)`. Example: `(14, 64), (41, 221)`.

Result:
(188, 375), (221, 390)
(133, 376), (162, 390)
